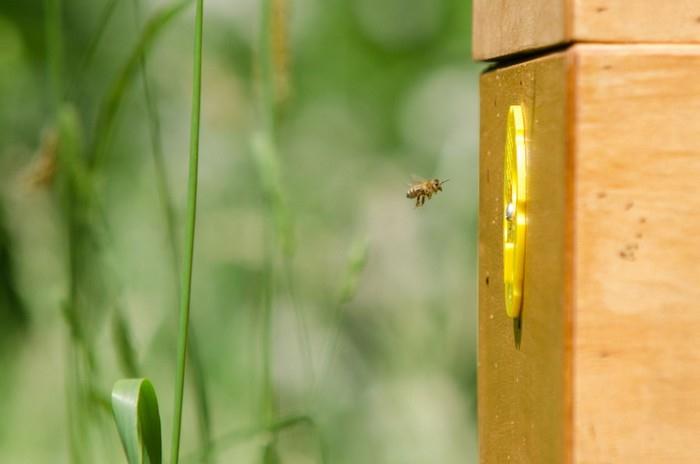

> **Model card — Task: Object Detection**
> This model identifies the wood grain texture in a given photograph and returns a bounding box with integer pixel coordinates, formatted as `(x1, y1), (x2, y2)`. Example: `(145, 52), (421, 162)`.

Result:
(572, 44), (700, 463)
(472, 0), (567, 61)
(473, 0), (700, 61)
(478, 51), (572, 464)
(572, 1), (700, 44)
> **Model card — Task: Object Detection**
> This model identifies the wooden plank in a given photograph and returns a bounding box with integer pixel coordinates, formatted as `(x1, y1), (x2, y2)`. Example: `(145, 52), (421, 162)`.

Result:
(572, 44), (700, 463)
(473, 0), (700, 61)
(472, 0), (567, 61)
(478, 51), (572, 464)
(572, 1), (700, 44)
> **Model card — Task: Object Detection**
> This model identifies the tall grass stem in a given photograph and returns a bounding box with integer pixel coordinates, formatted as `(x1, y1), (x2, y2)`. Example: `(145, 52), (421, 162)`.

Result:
(170, 0), (204, 462)
(128, 1), (213, 457)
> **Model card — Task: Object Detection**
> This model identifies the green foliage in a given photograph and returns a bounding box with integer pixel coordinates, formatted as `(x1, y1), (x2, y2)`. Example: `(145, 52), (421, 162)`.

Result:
(262, 442), (280, 464)
(75, 0), (120, 84)
(112, 311), (140, 377)
(91, 0), (194, 170)
(338, 237), (370, 304)
(183, 415), (326, 464)
(252, 132), (294, 257)
(44, 0), (64, 107)
(0, 203), (28, 342)
(56, 104), (90, 202)
(112, 378), (163, 464)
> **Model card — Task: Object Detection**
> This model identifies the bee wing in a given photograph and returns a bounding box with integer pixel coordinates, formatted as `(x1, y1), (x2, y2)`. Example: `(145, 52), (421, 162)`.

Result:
(409, 174), (427, 186)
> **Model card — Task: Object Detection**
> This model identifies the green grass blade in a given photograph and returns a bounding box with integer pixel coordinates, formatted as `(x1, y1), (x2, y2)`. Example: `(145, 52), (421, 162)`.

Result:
(67, 0), (121, 101)
(54, 103), (100, 463)
(55, 105), (94, 367)
(90, 0), (194, 170)
(80, 0), (121, 72)
(0, 202), (29, 342)
(253, 0), (301, 439)
(170, 0), (204, 462)
(258, 0), (275, 135)
(183, 415), (327, 464)
(262, 442), (280, 464)
(56, 105), (93, 202)
(186, 329), (213, 462)
(112, 378), (163, 464)
(129, 0), (214, 456)
(251, 133), (294, 256)
(337, 237), (370, 304)
(315, 237), (370, 399)
(112, 311), (140, 377)
(129, 0), (177, 263)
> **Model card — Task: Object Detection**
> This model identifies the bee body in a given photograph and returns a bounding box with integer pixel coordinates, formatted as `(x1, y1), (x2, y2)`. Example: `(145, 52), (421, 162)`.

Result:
(406, 178), (448, 207)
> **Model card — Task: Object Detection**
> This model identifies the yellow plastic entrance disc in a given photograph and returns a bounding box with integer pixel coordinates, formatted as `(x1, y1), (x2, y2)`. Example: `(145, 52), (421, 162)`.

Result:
(503, 105), (527, 319)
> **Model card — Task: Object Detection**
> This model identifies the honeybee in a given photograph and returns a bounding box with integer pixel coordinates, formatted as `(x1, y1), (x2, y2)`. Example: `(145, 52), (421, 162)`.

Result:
(406, 178), (449, 207)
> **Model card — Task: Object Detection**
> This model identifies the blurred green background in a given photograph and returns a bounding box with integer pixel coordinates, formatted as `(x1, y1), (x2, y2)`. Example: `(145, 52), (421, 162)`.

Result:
(0, 0), (481, 462)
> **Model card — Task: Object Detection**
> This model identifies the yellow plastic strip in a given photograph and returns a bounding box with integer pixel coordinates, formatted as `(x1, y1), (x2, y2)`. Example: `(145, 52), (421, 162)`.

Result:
(503, 105), (527, 318)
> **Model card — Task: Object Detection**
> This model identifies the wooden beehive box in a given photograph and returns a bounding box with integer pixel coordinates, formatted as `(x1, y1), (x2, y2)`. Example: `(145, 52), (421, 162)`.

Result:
(476, 4), (700, 463)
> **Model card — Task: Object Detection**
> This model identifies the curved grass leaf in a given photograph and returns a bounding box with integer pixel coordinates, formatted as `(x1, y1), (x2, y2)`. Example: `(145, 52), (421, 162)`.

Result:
(112, 378), (163, 464)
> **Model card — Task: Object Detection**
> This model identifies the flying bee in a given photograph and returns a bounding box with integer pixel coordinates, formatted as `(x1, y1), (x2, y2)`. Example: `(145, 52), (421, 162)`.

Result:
(406, 178), (449, 207)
